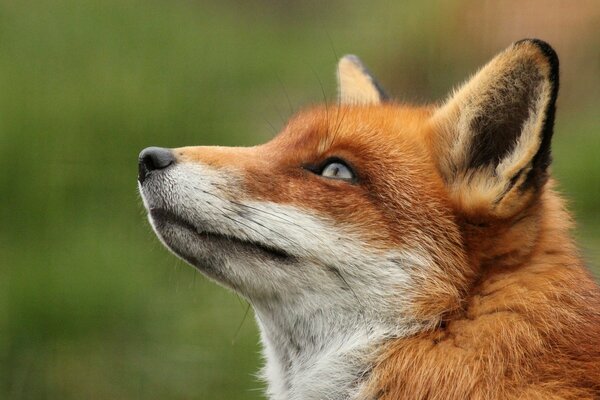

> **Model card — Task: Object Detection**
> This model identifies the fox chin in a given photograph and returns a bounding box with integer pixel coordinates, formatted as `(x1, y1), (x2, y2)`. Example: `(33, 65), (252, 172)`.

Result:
(138, 39), (600, 400)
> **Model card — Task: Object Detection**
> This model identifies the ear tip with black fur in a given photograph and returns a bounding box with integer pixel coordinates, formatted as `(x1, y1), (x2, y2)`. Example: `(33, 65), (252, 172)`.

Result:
(339, 54), (363, 66)
(338, 54), (372, 78)
(337, 54), (388, 104)
(513, 39), (559, 88)
(514, 38), (557, 60)
(508, 39), (559, 191)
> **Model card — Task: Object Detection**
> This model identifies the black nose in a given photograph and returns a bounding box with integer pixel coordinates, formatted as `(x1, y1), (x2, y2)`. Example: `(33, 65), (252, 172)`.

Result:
(138, 147), (176, 183)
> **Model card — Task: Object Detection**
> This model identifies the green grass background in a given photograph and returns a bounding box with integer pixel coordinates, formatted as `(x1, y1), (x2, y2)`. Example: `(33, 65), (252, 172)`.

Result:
(1, 1), (598, 398)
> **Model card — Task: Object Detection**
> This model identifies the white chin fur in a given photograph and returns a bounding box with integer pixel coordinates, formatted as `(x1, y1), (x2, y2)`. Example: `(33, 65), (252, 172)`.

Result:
(139, 161), (434, 400)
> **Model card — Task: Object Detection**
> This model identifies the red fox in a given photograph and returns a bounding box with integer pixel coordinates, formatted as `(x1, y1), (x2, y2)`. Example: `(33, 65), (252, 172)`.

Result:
(138, 39), (600, 399)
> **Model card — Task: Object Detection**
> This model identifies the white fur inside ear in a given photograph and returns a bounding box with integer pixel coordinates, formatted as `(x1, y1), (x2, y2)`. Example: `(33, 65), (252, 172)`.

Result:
(337, 55), (385, 105)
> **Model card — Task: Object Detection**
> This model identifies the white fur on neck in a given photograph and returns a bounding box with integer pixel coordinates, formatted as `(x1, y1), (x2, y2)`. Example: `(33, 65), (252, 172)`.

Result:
(256, 310), (385, 400)
(140, 162), (436, 399)
(252, 251), (431, 400)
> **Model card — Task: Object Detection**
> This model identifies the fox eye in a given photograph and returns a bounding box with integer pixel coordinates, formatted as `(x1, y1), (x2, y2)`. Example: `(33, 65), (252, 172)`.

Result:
(320, 160), (355, 181)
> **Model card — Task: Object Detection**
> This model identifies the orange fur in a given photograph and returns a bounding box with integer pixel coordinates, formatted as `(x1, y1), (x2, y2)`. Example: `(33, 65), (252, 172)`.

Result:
(365, 183), (600, 399)
(167, 40), (600, 398)
(175, 101), (600, 398)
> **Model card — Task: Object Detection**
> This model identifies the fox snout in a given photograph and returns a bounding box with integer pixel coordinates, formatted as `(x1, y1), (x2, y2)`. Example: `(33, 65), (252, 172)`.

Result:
(138, 146), (176, 184)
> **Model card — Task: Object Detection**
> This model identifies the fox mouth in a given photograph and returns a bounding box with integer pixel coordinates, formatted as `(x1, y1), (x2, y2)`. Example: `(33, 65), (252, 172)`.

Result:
(149, 208), (294, 262)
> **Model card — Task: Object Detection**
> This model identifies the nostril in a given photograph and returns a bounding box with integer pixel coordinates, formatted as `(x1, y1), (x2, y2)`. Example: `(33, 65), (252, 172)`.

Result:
(138, 147), (176, 183)
(140, 147), (175, 170)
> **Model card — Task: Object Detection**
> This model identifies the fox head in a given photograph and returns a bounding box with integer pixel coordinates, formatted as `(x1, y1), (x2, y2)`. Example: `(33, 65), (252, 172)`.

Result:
(139, 39), (559, 398)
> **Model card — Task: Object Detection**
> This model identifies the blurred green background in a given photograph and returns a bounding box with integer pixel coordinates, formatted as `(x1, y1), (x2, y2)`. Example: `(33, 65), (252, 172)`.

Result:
(1, 0), (598, 398)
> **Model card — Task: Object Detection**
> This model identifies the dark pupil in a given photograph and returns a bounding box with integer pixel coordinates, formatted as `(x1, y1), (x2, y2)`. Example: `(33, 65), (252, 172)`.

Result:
(332, 166), (340, 176)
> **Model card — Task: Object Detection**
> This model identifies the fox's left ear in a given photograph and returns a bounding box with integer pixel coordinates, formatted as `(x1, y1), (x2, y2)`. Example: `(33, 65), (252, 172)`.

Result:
(337, 55), (388, 105)
(431, 39), (559, 219)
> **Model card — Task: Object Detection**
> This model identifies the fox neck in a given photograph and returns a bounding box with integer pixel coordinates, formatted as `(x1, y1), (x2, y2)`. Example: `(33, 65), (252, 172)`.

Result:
(253, 299), (404, 400)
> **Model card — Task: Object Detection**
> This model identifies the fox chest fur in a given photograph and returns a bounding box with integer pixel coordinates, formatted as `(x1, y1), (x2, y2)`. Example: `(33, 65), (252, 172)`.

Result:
(138, 39), (600, 399)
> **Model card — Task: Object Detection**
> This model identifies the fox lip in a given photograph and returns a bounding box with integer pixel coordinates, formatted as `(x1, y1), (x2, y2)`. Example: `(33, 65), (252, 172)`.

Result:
(149, 208), (295, 262)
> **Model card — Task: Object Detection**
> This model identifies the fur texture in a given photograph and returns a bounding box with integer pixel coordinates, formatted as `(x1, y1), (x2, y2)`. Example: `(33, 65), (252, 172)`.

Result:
(138, 39), (600, 399)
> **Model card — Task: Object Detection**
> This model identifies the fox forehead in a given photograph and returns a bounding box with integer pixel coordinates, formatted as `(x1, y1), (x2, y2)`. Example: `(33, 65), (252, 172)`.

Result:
(267, 104), (435, 157)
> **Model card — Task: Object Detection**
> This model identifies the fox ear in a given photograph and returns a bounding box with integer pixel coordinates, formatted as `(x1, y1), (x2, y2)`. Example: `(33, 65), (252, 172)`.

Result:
(431, 39), (559, 219)
(337, 55), (388, 105)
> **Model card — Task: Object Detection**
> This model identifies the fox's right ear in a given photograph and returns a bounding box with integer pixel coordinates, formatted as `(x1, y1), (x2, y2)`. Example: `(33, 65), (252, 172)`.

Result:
(431, 39), (559, 219)
(337, 55), (388, 105)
